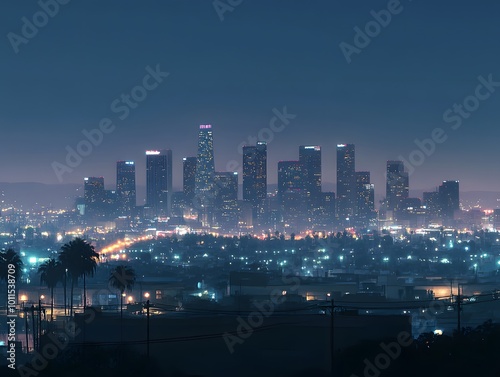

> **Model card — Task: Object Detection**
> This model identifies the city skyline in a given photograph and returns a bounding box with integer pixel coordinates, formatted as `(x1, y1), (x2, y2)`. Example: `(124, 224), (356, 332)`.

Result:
(72, 129), (465, 202)
(2, 1), (500, 193)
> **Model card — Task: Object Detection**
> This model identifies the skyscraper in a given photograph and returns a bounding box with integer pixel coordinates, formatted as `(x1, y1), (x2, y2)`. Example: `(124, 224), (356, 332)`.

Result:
(423, 191), (440, 220)
(386, 161), (409, 215)
(84, 177), (105, 218)
(243, 142), (267, 224)
(146, 149), (172, 217)
(439, 180), (460, 221)
(116, 161), (136, 216)
(277, 161), (304, 200)
(195, 125), (216, 226)
(278, 161), (306, 231)
(214, 172), (238, 230)
(356, 172), (375, 228)
(336, 144), (356, 224)
(183, 157), (197, 202)
(299, 145), (322, 200)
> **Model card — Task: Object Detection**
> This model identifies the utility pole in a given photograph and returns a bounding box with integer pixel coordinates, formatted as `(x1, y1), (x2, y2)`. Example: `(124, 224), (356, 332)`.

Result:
(31, 305), (36, 351)
(24, 308), (29, 353)
(38, 300), (42, 349)
(330, 298), (334, 376)
(457, 285), (461, 336)
(146, 299), (150, 360)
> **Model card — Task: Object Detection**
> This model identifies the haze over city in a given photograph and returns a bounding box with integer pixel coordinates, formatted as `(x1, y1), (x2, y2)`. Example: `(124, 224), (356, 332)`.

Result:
(1, 1), (500, 194)
(2, 2), (500, 377)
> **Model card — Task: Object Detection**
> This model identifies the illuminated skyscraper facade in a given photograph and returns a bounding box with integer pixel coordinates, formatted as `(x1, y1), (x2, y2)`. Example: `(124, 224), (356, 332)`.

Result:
(146, 149), (172, 217)
(299, 145), (321, 200)
(243, 142), (267, 225)
(116, 161), (136, 216)
(439, 180), (460, 221)
(355, 171), (375, 228)
(183, 157), (197, 202)
(84, 177), (105, 218)
(299, 145), (322, 227)
(386, 160), (409, 216)
(278, 161), (306, 231)
(195, 125), (216, 226)
(214, 172), (239, 230)
(336, 144), (356, 224)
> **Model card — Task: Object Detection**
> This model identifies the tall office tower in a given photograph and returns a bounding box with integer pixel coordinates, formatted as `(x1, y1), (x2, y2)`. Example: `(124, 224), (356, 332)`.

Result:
(146, 149), (173, 217)
(299, 146), (322, 227)
(183, 157), (197, 203)
(439, 180), (460, 221)
(277, 161), (304, 200)
(386, 161), (409, 215)
(336, 144), (356, 224)
(214, 172), (239, 231)
(299, 145), (322, 198)
(104, 189), (119, 219)
(243, 142), (267, 225)
(356, 172), (375, 228)
(195, 125), (216, 226)
(278, 161), (306, 231)
(423, 191), (440, 221)
(84, 177), (105, 218)
(116, 161), (136, 216)
(317, 192), (336, 229)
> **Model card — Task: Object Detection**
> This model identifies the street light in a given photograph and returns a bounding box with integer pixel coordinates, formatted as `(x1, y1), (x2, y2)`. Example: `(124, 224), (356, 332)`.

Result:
(127, 296), (133, 304)
(144, 293), (151, 360)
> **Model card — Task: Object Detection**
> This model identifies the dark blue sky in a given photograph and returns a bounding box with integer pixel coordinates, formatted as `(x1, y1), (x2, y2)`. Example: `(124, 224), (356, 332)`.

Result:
(1, 0), (500, 194)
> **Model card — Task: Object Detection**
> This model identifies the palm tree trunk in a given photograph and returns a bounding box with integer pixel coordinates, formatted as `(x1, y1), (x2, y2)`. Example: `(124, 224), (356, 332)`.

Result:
(120, 293), (123, 343)
(50, 287), (54, 322)
(83, 273), (86, 309)
(70, 278), (74, 317)
(63, 272), (67, 316)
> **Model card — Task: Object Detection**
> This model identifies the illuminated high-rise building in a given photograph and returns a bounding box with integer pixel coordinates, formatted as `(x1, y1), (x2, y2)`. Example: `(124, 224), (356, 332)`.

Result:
(183, 157), (197, 202)
(278, 161), (304, 200)
(214, 172), (239, 230)
(386, 161), (409, 215)
(423, 191), (440, 220)
(336, 144), (356, 224)
(439, 180), (460, 221)
(195, 125), (216, 226)
(299, 145), (321, 199)
(299, 145), (322, 227)
(355, 171), (375, 228)
(84, 177), (105, 218)
(116, 161), (136, 216)
(278, 161), (306, 231)
(146, 149), (172, 217)
(243, 142), (267, 224)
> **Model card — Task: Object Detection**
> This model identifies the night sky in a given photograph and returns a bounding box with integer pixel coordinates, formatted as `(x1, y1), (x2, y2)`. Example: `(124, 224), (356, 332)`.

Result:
(1, 0), (500, 194)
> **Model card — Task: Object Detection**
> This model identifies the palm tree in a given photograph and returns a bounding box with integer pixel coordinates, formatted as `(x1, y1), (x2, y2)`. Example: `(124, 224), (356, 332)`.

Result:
(59, 238), (99, 317)
(108, 265), (136, 322)
(0, 248), (23, 282)
(38, 259), (63, 321)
